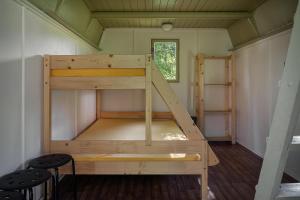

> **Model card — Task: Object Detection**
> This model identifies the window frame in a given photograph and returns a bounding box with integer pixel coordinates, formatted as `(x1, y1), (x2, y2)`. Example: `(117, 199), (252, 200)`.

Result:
(151, 39), (180, 83)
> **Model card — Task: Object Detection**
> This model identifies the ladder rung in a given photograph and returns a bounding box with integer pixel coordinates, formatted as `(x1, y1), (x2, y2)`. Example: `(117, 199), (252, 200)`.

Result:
(277, 183), (300, 198)
(289, 136), (300, 151)
(292, 136), (300, 144)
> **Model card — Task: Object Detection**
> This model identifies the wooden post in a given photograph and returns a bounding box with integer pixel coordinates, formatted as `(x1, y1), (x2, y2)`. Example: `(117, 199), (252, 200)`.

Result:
(231, 54), (237, 144)
(194, 59), (199, 124)
(96, 90), (101, 120)
(145, 55), (152, 146)
(43, 56), (51, 153)
(224, 57), (230, 137)
(197, 54), (205, 134)
(201, 140), (208, 200)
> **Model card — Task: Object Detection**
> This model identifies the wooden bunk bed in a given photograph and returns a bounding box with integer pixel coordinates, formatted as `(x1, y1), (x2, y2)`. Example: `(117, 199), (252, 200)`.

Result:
(43, 54), (219, 200)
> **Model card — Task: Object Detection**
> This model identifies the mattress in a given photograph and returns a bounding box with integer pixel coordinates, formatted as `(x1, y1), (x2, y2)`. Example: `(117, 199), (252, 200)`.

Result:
(76, 118), (187, 141)
(74, 119), (200, 161)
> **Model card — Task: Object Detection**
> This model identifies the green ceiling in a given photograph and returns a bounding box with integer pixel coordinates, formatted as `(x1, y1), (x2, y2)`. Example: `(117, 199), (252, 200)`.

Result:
(84, 0), (266, 12)
(27, 0), (298, 48)
(28, 0), (104, 49)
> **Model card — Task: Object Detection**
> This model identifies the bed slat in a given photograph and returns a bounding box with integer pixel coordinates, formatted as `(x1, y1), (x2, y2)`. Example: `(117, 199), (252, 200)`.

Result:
(59, 160), (204, 175)
(50, 55), (146, 69)
(72, 153), (201, 162)
(51, 140), (204, 155)
(100, 111), (174, 119)
(50, 77), (145, 90)
(51, 68), (145, 77)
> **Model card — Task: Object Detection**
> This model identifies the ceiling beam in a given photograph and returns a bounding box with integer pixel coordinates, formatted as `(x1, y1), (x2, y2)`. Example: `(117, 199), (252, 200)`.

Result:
(92, 11), (251, 20)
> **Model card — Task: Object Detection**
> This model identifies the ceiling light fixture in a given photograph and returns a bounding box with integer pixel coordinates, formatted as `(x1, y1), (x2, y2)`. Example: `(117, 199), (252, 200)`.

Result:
(161, 23), (173, 31)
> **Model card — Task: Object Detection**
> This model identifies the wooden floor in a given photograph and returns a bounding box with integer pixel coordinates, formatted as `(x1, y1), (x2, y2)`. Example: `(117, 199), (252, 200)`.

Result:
(59, 142), (295, 200)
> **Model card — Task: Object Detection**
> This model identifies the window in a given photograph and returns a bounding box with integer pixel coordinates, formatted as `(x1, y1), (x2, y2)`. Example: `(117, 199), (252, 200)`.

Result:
(151, 39), (179, 82)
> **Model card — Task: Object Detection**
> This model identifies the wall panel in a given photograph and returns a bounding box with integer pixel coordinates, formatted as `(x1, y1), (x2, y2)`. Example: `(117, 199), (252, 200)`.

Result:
(100, 28), (232, 117)
(234, 29), (300, 180)
(0, 0), (23, 176)
(0, 1), (97, 188)
(24, 7), (97, 161)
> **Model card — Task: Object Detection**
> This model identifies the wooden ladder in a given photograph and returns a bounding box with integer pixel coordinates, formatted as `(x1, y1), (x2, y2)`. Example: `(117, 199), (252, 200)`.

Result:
(254, 3), (300, 199)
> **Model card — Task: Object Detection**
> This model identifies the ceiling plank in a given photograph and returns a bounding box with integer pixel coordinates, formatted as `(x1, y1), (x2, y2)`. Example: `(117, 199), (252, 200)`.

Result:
(92, 11), (250, 20)
(145, 0), (153, 11)
(165, 0), (176, 11)
(84, 0), (266, 12)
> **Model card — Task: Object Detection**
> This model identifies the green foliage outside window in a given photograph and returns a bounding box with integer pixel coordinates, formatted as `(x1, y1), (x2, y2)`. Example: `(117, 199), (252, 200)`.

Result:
(152, 39), (179, 82)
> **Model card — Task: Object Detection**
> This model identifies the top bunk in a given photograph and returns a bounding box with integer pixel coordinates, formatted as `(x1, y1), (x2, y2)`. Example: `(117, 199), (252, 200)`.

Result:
(45, 54), (150, 90)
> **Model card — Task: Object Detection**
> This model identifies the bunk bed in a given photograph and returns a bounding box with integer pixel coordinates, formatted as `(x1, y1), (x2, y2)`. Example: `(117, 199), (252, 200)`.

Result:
(43, 54), (219, 200)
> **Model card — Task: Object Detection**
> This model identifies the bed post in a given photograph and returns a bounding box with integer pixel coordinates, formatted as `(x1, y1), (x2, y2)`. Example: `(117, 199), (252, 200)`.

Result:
(230, 54), (237, 144)
(201, 140), (208, 200)
(43, 55), (51, 153)
(196, 54), (205, 133)
(145, 54), (152, 145)
(96, 90), (101, 120)
(224, 57), (230, 138)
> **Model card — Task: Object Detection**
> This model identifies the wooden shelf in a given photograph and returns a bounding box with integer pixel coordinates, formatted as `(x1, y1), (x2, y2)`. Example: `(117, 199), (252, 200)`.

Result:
(204, 109), (231, 113)
(205, 82), (232, 86)
(204, 56), (231, 60)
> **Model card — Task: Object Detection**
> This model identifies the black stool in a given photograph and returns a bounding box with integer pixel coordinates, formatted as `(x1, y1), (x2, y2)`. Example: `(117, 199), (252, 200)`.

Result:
(0, 191), (24, 200)
(0, 169), (51, 200)
(28, 154), (76, 200)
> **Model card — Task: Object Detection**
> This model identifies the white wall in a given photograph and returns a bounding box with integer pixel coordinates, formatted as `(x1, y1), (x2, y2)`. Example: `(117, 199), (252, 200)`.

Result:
(0, 0), (23, 176)
(100, 28), (232, 116)
(0, 0), (97, 182)
(235, 30), (291, 156)
(234, 29), (300, 180)
(203, 59), (230, 137)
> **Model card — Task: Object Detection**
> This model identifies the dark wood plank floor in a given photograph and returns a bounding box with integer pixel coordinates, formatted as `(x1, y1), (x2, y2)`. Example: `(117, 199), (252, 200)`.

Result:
(59, 142), (295, 200)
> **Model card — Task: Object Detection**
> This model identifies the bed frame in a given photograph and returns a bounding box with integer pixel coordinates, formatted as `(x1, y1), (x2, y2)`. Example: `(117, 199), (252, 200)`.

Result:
(43, 54), (219, 200)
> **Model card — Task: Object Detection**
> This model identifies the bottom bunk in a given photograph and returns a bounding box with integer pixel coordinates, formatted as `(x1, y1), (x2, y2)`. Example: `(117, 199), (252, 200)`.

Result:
(58, 118), (204, 175)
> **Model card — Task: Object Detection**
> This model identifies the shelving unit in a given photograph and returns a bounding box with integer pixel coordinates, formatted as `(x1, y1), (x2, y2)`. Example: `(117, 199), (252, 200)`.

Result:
(195, 53), (236, 144)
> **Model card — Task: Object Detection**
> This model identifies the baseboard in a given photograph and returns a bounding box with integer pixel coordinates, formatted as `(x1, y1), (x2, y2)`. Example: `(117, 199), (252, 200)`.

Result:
(236, 141), (298, 182)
